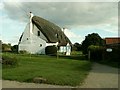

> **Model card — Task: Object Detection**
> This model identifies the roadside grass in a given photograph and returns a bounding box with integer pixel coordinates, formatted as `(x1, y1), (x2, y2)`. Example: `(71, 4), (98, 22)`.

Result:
(2, 53), (92, 86)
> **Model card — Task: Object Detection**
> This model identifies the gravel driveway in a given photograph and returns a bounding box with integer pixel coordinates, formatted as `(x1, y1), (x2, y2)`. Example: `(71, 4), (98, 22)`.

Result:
(1, 63), (119, 88)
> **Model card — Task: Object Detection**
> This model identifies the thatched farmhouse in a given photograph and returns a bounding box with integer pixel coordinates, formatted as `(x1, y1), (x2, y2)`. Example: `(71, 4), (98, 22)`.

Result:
(18, 13), (72, 55)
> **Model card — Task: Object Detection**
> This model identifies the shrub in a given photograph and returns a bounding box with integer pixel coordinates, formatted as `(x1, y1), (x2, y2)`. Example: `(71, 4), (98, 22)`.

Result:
(19, 50), (29, 54)
(45, 46), (57, 56)
(88, 45), (104, 61)
(2, 55), (18, 67)
(2, 44), (12, 52)
(11, 45), (18, 53)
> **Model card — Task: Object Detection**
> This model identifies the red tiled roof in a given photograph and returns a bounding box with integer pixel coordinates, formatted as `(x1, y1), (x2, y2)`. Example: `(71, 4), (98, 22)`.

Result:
(105, 37), (120, 45)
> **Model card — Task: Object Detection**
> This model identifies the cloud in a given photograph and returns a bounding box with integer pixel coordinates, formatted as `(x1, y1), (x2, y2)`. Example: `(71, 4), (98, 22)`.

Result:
(2, 2), (118, 27)
(2, 0), (119, 2)
(1, 2), (118, 45)
(0, 3), (4, 10)
(64, 28), (84, 44)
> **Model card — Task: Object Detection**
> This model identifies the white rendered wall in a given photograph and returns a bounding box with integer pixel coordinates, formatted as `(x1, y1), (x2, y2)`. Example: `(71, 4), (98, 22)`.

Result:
(59, 44), (71, 55)
(19, 23), (46, 54)
(33, 25), (48, 42)
(66, 43), (71, 56)
(59, 46), (67, 52)
(19, 34), (46, 54)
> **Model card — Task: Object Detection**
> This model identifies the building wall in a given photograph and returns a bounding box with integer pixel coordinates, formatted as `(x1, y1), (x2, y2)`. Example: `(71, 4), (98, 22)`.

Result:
(105, 38), (120, 45)
(59, 44), (71, 56)
(19, 23), (46, 54)
(33, 24), (48, 42)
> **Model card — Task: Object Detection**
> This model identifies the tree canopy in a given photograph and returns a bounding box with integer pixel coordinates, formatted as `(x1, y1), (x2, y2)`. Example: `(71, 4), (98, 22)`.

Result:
(72, 42), (82, 51)
(81, 33), (105, 54)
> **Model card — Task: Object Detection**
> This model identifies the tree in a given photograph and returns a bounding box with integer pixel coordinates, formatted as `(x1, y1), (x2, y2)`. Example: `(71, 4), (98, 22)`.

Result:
(72, 42), (82, 51)
(81, 33), (104, 54)
(11, 45), (18, 53)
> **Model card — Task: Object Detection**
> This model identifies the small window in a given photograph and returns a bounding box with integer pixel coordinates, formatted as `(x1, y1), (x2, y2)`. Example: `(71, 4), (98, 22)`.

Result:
(55, 34), (58, 38)
(40, 44), (42, 47)
(27, 38), (28, 40)
(38, 31), (40, 36)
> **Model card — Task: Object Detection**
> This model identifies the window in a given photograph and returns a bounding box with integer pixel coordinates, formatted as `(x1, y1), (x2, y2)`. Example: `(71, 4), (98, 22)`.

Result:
(40, 44), (42, 47)
(55, 34), (58, 38)
(38, 31), (40, 36)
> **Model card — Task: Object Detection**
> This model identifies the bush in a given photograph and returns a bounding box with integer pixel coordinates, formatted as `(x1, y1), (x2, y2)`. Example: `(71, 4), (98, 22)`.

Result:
(19, 50), (29, 54)
(88, 45), (104, 61)
(11, 45), (18, 53)
(2, 44), (12, 52)
(2, 55), (18, 68)
(45, 46), (57, 56)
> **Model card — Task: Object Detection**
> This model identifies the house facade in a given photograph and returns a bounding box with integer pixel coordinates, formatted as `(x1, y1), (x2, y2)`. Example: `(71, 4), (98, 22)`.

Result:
(18, 13), (72, 55)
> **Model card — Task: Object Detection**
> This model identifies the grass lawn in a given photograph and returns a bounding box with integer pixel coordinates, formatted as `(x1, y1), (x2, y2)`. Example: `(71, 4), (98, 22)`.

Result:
(2, 53), (92, 86)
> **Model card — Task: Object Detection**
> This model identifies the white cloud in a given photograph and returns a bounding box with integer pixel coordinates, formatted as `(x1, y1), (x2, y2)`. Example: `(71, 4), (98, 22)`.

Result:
(2, 0), (119, 2)
(3, 2), (118, 27)
(1, 2), (118, 45)
(64, 28), (84, 44)
(0, 3), (4, 10)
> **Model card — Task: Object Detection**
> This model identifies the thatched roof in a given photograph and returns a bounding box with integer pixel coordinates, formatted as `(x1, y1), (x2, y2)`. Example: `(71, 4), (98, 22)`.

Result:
(32, 16), (72, 46)
(19, 16), (72, 46)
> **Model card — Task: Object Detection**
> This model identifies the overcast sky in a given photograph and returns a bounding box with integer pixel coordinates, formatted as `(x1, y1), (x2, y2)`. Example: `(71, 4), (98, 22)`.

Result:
(0, 0), (119, 45)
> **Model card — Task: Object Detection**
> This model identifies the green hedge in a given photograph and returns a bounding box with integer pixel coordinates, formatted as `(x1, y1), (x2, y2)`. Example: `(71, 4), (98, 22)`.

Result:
(103, 47), (120, 62)
(88, 45), (120, 62)
(88, 45), (104, 61)
(45, 46), (57, 56)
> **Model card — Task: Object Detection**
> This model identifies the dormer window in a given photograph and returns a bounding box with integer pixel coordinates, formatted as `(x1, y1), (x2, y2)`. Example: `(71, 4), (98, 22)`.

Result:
(38, 31), (40, 36)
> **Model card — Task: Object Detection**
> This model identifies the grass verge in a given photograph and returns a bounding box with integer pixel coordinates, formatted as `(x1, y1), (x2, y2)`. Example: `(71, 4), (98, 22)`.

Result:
(2, 53), (92, 86)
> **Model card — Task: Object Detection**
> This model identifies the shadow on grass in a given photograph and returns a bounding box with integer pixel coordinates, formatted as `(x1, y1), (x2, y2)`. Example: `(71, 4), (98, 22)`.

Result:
(58, 55), (87, 61)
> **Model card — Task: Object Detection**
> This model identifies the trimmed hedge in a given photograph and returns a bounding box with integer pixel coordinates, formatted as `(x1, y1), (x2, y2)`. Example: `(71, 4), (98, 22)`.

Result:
(88, 45), (104, 61)
(103, 47), (120, 62)
(88, 45), (120, 62)
(45, 46), (57, 56)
